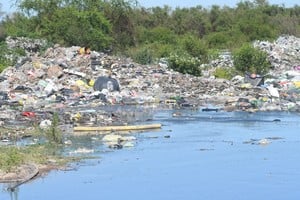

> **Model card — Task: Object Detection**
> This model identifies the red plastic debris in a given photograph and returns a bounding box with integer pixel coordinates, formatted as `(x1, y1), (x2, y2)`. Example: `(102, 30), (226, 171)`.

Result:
(22, 112), (36, 117)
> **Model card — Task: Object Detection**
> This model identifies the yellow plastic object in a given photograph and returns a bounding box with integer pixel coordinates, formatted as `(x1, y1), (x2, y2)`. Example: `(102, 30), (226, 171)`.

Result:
(18, 100), (24, 105)
(88, 79), (95, 87)
(240, 83), (252, 89)
(261, 97), (269, 102)
(294, 81), (300, 88)
(78, 47), (85, 55)
(72, 112), (81, 121)
(74, 123), (162, 132)
(76, 80), (90, 88)
(33, 62), (42, 68)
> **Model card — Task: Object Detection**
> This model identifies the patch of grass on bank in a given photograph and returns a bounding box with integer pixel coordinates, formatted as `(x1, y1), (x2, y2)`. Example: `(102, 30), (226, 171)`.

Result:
(0, 114), (88, 174)
(0, 144), (77, 173)
(0, 146), (24, 172)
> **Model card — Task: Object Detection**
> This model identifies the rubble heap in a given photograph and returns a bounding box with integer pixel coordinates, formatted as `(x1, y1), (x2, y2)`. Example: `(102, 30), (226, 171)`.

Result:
(254, 35), (300, 75)
(0, 35), (300, 132)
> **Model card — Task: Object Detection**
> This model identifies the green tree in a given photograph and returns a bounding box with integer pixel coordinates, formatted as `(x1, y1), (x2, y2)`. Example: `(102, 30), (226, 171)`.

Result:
(205, 32), (230, 49)
(43, 7), (112, 50)
(140, 26), (176, 44)
(103, 0), (137, 50)
(209, 5), (221, 32)
(12, 0), (112, 51)
(170, 6), (209, 37)
(211, 6), (234, 32)
(234, 0), (277, 41)
(1, 13), (39, 38)
(148, 6), (171, 28)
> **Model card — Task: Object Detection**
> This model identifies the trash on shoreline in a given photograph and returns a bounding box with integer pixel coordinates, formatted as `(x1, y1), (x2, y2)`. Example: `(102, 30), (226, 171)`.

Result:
(0, 35), (299, 142)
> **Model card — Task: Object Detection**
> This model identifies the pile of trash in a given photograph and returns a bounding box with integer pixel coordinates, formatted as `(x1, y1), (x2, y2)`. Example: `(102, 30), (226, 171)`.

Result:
(0, 35), (300, 134)
(254, 35), (300, 75)
(253, 35), (300, 111)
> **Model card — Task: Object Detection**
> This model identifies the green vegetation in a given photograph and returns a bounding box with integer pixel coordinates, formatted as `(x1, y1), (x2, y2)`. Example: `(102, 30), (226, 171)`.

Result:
(0, 144), (74, 173)
(233, 44), (271, 74)
(0, 43), (11, 72)
(0, 41), (26, 72)
(0, 123), (62, 172)
(167, 52), (201, 76)
(214, 67), (236, 80)
(44, 113), (63, 144)
(128, 46), (154, 65)
(0, 147), (24, 172)
(0, 0), (299, 75)
(0, 115), (83, 173)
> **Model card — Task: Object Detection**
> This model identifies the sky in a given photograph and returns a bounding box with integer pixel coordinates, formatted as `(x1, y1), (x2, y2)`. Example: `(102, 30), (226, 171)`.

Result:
(0, 0), (299, 15)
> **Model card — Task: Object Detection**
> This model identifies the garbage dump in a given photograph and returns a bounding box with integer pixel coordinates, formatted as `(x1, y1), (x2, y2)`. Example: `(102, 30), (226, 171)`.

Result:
(0, 35), (299, 137)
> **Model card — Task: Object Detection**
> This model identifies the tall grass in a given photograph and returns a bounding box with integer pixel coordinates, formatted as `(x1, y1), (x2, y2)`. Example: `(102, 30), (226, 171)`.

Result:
(45, 113), (63, 144)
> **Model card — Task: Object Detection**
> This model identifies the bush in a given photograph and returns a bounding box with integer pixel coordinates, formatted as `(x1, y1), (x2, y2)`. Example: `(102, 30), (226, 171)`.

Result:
(0, 41), (28, 72)
(207, 49), (220, 61)
(127, 42), (174, 64)
(0, 42), (12, 72)
(214, 67), (236, 80)
(129, 47), (154, 65)
(179, 33), (208, 58)
(0, 147), (24, 172)
(148, 42), (174, 58)
(206, 32), (230, 49)
(139, 26), (177, 45)
(233, 44), (271, 75)
(167, 52), (201, 76)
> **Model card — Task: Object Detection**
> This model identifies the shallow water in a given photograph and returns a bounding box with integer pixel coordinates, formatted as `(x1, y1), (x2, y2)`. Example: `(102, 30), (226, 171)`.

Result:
(1, 110), (300, 200)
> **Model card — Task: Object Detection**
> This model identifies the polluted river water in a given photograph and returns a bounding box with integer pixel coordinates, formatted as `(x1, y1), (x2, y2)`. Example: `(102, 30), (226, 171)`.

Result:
(1, 109), (300, 200)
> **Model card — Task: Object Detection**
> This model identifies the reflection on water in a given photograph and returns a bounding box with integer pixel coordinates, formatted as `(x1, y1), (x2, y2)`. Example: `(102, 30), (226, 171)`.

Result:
(1, 110), (300, 200)
(9, 188), (18, 200)
(9, 187), (19, 200)
(1, 186), (19, 200)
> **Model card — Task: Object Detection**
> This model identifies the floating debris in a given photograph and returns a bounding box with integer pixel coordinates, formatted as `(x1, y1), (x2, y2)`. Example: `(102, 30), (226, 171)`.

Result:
(70, 148), (95, 154)
(258, 139), (271, 146)
(198, 148), (215, 151)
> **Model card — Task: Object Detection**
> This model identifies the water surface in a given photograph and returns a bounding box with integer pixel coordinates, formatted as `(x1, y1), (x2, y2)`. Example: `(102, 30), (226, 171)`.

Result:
(1, 110), (300, 200)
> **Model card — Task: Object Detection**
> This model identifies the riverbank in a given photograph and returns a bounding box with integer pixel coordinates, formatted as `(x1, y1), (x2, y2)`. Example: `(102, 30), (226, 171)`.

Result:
(0, 139), (81, 189)
(0, 113), (161, 185)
